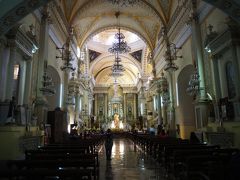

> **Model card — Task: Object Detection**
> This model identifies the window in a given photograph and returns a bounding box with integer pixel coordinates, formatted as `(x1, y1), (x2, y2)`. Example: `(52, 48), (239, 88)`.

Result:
(13, 64), (19, 80)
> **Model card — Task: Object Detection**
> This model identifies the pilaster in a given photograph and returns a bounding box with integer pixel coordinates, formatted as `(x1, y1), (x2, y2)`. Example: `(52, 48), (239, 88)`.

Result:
(23, 56), (33, 105)
(0, 39), (9, 101)
(5, 39), (17, 101)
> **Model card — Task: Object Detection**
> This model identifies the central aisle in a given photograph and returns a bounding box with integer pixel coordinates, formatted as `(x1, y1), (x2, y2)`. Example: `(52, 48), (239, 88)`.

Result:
(98, 138), (165, 180)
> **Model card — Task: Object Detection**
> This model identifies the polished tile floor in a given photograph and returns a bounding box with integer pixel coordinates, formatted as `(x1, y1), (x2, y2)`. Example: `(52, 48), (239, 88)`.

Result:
(98, 138), (166, 180)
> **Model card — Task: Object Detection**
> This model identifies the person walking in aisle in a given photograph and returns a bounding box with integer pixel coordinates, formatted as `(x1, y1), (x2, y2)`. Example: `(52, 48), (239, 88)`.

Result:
(105, 129), (113, 160)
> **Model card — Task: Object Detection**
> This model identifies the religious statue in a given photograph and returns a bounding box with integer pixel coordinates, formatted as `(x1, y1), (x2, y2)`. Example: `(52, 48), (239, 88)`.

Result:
(114, 113), (119, 129)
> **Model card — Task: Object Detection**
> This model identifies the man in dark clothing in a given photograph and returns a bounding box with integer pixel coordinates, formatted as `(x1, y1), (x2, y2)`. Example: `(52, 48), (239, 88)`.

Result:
(105, 129), (113, 160)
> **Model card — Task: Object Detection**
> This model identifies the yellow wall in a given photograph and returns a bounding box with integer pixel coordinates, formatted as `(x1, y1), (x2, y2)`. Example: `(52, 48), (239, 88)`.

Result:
(179, 125), (196, 139)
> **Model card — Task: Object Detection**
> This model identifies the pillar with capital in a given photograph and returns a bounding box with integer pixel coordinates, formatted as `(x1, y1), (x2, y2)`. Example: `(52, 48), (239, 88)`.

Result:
(156, 86), (163, 125)
(34, 5), (51, 127)
(0, 39), (9, 102)
(23, 56), (33, 105)
(189, 0), (209, 129)
(5, 39), (17, 102)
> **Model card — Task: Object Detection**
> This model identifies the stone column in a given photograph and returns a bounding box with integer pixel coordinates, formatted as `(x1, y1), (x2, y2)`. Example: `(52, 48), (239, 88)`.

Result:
(18, 61), (26, 105)
(5, 39), (17, 101)
(133, 93), (137, 122)
(94, 94), (97, 116)
(75, 94), (80, 124)
(123, 93), (127, 123)
(190, 0), (208, 129)
(23, 56), (33, 105)
(157, 90), (162, 125)
(168, 72), (175, 130)
(104, 93), (108, 123)
(63, 71), (70, 110)
(35, 6), (50, 126)
(0, 39), (9, 101)
(191, 0), (207, 101)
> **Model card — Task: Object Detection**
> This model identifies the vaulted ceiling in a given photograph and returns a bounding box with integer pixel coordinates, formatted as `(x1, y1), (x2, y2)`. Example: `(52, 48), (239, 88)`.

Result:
(59, 0), (176, 86)
(60, 0), (175, 50)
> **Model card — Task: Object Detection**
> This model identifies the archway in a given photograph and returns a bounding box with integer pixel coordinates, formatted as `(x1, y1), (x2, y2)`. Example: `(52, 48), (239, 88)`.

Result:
(176, 65), (196, 139)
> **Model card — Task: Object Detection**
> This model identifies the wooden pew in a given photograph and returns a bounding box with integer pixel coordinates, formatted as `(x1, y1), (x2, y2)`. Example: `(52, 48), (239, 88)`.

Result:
(7, 159), (98, 180)
(0, 168), (93, 180)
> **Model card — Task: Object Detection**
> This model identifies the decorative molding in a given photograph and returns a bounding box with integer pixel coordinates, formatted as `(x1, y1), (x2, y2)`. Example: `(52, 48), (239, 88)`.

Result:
(0, 0), (53, 37)
(202, 0), (240, 23)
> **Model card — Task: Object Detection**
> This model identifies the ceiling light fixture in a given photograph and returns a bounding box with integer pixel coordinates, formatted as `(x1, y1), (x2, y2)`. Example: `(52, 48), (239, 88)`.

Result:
(107, 0), (139, 6)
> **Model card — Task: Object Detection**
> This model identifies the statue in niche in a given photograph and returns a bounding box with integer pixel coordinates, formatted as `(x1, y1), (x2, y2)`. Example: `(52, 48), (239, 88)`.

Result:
(114, 113), (119, 129)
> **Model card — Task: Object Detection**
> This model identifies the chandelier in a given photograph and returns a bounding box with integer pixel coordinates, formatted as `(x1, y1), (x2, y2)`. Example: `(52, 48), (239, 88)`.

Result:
(186, 69), (202, 96)
(158, 73), (168, 93)
(66, 94), (75, 105)
(56, 28), (76, 72)
(39, 70), (56, 96)
(109, 53), (125, 77)
(162, 92), (170, 106)
(107, 0), (139, 6)
(164, 43), (182, 72)
(108, 28), (131, 54)
(161, 27), (182, 72)
(108, 12), (131, 54)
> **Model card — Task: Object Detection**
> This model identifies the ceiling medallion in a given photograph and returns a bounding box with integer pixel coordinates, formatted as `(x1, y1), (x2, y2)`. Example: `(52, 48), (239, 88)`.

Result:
(107, 0), (139, 6)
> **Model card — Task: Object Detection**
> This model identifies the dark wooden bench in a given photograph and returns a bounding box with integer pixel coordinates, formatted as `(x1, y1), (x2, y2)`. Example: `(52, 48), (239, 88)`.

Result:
(7, 159), (98, 180)
(0, 168), (93, 180)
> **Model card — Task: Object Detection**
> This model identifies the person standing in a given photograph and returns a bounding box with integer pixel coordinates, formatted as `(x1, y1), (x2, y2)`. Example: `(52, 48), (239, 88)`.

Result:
(105, 129), (113, 160)
(6, 96), (16, 124)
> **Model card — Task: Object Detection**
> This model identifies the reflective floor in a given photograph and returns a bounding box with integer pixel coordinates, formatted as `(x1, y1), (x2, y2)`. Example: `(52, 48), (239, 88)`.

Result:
(98, 138), (166, 180)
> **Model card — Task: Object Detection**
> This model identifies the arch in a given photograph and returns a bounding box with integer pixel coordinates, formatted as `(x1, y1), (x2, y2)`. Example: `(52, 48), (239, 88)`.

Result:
(89, 53), (142, 76)
(176, 64), (196, 139)
(46, 65), (61, 111)
(70, 0), (165, 26)
(80, 26), (153, 51)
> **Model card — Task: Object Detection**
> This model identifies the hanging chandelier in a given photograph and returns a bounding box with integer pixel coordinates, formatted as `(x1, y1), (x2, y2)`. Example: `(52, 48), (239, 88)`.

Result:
(158, 73), (168, 93)
(107, 0), (139, 6)
(162, 92), (170, 106)
(109, 53), (125, 77)
(108, 28), (131, 54)
(108, 12), (131, 54)
(161, 27), (182, 72)
(66, 94), (75, 105)
(56, 28), (76, 72)
(186, 69), (202, 96)
(164, 43), (182, 72)
(39, 71), (56, 96)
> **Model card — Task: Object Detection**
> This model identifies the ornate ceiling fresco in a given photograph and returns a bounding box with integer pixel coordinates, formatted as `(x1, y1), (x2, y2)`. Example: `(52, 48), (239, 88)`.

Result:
(59, 0), (176, 87)
(60, 0), (175, 49)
